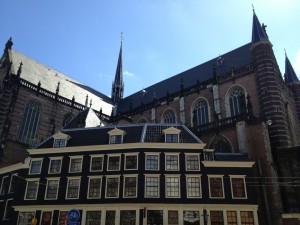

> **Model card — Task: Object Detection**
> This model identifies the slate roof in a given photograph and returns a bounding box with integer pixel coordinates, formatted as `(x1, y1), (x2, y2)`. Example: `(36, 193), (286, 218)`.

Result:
(214, 153), (249, 161)
(8, 49), (113, 115)
(36, 124), (202, 148)
(252, 11), (269, 44)
(117, 43), (253, 113)
(285, 54), (299, 83)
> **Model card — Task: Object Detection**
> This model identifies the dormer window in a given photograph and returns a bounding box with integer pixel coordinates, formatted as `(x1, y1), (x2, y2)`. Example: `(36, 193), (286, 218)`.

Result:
(52, 132), (70, 148)
(108, 128), (126, 144)
(204, 149), (215, 161)
(162, 127), (181, 143)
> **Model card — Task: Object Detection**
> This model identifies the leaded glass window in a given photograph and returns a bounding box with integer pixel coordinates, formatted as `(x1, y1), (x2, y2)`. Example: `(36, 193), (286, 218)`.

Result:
(229, 88), (245, 117)
(163, 109), (176, 123)
(18, 102), (40, 145)
(193, 100), (209, 126)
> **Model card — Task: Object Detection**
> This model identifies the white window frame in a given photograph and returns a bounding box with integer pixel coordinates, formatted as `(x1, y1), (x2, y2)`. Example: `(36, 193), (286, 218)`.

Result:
(105, 176), (120, 198)
(48, 157), (63, 174)
(165, 175), (181, 198)
(0, 176), (9, 195)
(87, 176), (102, 199)
(145, 153), (160, 171)
(90, 154), (104, 172)
(230, 175), (247, 199)
(123, 175), (138, 198)
(3, 198), (13, 220)
(162, 126), (181, 143)
(186, 175), (202, 198)
(53, 138), (67, 148)
(165, 153), (180, 171)
(29, 158), (43, 175)
(107, 154), (121, 171)
(68, 156), (83, 173)
(144, 174), (160, 198)
(44, 178), (60, 200)
(124, 153), (138, 170)
(185, 153), (201, 171)
(108, 128), (126, 144)
(208, 175), (225, 199)
(24, 178), (39, 200)
(8, 173), (17, 193)
(17, 212), (36, 225)
(66, 177), (81, 199)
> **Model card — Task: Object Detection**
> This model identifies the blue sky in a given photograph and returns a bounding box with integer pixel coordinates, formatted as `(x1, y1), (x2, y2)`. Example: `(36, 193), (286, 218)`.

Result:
(1, 0), (299, 97)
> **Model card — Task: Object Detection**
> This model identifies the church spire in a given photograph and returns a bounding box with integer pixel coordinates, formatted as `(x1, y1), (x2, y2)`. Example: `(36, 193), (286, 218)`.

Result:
(111, 33), (124, 104)
(251, 9), (269, 44)
(285, 52), (299, 83)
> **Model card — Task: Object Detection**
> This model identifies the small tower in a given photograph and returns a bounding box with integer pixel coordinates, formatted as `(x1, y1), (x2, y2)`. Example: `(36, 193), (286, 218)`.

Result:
(111, 37), (124, 104)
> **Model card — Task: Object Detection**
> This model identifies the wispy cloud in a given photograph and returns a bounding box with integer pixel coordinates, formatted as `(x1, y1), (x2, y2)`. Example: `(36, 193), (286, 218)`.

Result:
(294, 50), (300, 73)
(124, 71), (135, 77)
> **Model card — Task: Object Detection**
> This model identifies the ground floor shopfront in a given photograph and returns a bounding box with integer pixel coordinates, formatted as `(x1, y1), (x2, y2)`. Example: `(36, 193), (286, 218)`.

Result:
(14, 204), (259, 225)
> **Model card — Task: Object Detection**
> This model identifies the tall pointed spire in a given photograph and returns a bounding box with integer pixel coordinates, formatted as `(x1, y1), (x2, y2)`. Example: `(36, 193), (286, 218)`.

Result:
(251, 9), (269, 44)
(111, 33), (124, 104)
(285, 52), (299, 83)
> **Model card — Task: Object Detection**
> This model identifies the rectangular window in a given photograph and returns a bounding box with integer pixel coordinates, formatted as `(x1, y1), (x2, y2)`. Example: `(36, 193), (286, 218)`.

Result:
(209, 177), (224, 198)
(166, 134), (179, 143)
(88, 177), (102, 199)
(106, 177), (119, 198)
(86, 211), (101, 225)
(25, 180), (39, 200)
(231, 177), (246, 199)
(147, 210), (163, 225)
(110, 135), (122, 144)
(145, 176), (159, 198)
(227, 211), (237, 225)
(185, 154), (200, 171)
(4, 199), (13, 220)
(66, 178), (80, 199)
(183, 211), (200, 225)
(145, 154), (159, 170)
(125, 154), (138, 170)
(45, 179), (59, 200)
(0, 176), (9, 195)
(29, 159), (42, 174)
(9, 174), (17, 193)
(186, 176), (202, 198)
(41, 211), (53, 225)
(105, 210), (116, 225)
(210, 211), (224, 225)
(58, 211), (68, 225)
(53, 139), (66, 148)
(124, 176), (137, 198)
(107, 155), (120, 171)
(120, 210), (136, 225)
(165, 154), (179, 171)
(48, 158), (62, 174)
(90, 155), (103, 172)
(240, 211), (254, 225)
(166, 176), (180, 197)
(168, 211), (179, 225)
(69, 157), (83, 173)
(18, 212), (35, 225)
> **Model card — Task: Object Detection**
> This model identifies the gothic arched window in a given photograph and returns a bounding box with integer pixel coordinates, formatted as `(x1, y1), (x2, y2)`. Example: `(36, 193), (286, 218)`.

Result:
(229, 88), (246, 117)
(163, 109), (176, 124)
(209, 135), (232, 153)
(18, 102), (41, 145)
(193, 100), (209, 126)
(62, 113), (73, 127)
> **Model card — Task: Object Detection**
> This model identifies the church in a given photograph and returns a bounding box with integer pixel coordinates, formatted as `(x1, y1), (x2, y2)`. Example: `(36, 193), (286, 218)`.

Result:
(0, 10), (299, 225)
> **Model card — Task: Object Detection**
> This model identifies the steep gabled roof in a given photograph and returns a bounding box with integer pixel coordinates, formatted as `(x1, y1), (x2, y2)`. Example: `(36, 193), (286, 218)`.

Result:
(117, 43), (253, 113)
(285, 53), (299, 83)
(8, 49), (113, 115)
(251, 11), (269, 44)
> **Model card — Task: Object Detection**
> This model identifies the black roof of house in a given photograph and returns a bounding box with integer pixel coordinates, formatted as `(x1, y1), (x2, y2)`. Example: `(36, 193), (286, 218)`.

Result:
(37, 124), (203, 148)
(214, 153), (249, 161)
(117, 42), (253, 113)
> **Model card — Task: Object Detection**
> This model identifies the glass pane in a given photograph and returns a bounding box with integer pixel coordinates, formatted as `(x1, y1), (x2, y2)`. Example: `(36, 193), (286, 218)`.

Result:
(86, 211), (101, 225)
(105, 211), (116, 225)
(120, 210), (136, 225)
(183, 211), (200, 225)
(147, 210), (163, 225)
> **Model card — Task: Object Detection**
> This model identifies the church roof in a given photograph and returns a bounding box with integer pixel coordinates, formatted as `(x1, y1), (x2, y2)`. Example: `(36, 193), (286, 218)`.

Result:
(8, 49), (113, 115)
(36, 124), (203, 148)
(251, 11), (269, 44)
(285, 54), (299, 83)
(117, 42), (253, 113)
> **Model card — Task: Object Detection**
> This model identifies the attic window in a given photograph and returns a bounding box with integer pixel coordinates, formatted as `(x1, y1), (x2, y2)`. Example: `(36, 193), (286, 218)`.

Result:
(108, 128), (126, 144)
(52, 132), (70, 148)
(162, 127), (181, 143)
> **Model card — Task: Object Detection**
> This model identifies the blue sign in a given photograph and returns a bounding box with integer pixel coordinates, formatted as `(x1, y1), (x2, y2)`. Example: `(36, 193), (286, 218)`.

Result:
(67, 209), (80, 223)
